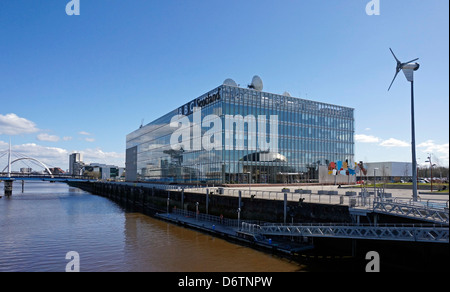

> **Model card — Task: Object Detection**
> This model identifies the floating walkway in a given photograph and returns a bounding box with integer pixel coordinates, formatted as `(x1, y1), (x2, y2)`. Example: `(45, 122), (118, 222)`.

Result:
(155, 209), (314, 255)
(157, 209), (448, 245)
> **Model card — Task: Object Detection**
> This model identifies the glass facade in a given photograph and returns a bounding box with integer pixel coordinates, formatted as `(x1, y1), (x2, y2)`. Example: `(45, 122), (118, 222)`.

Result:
(126, 85), (354, 184)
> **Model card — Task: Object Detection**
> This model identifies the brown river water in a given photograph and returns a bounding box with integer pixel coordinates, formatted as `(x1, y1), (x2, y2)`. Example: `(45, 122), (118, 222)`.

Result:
(0, 181), (302, 272)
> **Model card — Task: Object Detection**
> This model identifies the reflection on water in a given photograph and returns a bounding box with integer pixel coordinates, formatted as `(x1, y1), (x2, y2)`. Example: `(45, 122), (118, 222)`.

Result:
(0, 181), (301, 272)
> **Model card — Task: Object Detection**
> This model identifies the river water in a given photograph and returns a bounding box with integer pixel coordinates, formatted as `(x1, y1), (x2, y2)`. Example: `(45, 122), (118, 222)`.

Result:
(0, 181), (302, 272)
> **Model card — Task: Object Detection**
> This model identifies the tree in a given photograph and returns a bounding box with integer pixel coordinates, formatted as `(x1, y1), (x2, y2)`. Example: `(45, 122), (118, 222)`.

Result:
(84, 170), (101, 180)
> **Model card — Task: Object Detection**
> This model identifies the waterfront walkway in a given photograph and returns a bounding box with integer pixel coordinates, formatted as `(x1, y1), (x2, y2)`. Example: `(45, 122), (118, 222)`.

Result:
(156, 209), (449, 245)
(156, 210), (239, 236)
(117, 182), (448, 208)
(183, 185), (449, 225)
(155, 209), (314, 254)
(103, 181), (450, 225)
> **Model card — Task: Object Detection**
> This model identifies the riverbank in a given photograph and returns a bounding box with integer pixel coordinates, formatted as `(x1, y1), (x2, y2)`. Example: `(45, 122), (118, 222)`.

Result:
(65, 181), (352, 261)
(66, 181), (449, 272)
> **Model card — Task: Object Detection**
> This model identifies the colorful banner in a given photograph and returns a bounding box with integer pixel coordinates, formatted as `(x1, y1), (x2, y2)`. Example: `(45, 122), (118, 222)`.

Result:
(328, 161), (367, 176)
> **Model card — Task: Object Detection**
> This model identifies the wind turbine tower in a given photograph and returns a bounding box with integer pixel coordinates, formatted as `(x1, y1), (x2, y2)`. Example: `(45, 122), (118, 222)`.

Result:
(388, 48), (420, 202)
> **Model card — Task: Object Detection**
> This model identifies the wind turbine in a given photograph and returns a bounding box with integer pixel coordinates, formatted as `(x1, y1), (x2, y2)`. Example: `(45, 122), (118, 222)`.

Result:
(388, 48), (420, 202)
(388, 48), (420, 91)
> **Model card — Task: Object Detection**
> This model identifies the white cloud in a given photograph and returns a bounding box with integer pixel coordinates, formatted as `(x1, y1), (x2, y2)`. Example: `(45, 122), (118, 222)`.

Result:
(2, 143), (69, 169)
(355, 134), (380, 143)
(12, 143), (68, 158)
(37, 133), (60, 142)
(418, 140), (449, 166)
(1, 141), (124, 170)
(62, 136), (73, 141)
(78, 131), (92, 136)
(69, 148), (125, 168)
(379, 138), (409, 147)
(80, 148), (124, 165)
(417, 140), (434, 149)
(0, 113), (39, 135)
(417, 140), (449, 154)
(78, 131), (95, 142)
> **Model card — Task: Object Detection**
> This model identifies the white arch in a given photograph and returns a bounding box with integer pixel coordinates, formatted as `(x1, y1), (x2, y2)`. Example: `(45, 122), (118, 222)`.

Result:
(2, 157), (53, 178)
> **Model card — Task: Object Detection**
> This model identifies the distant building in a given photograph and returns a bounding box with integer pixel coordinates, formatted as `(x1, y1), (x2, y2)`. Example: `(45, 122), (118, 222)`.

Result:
(49, 167), (65, 175)
(84, 163), (123, 180)
(361, 162), (413, 182)
(20, 168), (32, 174)
(69, 153), (84, 176)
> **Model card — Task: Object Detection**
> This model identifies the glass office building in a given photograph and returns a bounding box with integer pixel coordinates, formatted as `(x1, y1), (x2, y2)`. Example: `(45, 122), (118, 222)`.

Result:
(126, 84), (354, 184)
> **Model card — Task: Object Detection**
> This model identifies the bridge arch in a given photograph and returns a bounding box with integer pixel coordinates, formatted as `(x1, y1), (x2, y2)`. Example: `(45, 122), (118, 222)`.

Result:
(2, 157), (53, 178)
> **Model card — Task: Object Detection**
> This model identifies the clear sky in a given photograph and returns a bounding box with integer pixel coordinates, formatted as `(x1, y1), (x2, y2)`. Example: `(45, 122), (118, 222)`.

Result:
(0, 0), (448, 171)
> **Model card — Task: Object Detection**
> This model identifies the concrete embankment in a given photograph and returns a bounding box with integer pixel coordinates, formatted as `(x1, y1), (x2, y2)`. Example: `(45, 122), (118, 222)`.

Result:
(66, 181), (352, 224)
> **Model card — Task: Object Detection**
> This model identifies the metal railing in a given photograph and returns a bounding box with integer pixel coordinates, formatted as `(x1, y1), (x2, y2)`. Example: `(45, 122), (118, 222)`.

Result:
(392, 197), (449, 209)
(373, 198), (449, 225)
(171, 208), (239, 227)
(241, 222), (449, 243)
(216, 188), (357, 206)
(171, 208), (264, 228)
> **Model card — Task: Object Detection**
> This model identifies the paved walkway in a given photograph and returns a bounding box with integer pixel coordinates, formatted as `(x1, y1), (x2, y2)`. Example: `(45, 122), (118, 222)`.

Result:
(228, 185), (448, 201)
(182, 185), (449, 209)
(114, 181), (448, 209)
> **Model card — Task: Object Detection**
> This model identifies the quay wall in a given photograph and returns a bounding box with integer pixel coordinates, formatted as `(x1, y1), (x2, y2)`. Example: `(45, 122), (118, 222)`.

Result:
(67, 181), (352, 223)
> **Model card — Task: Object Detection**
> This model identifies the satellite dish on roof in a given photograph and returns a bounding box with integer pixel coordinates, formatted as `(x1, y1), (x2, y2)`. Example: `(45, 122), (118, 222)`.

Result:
(223, 78), (238, 87)
(248, 75), (263, 91)
(283, 91), (291, 97)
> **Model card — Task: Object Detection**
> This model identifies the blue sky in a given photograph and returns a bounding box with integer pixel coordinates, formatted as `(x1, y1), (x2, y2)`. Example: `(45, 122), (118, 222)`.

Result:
(0, 0), (448, 171)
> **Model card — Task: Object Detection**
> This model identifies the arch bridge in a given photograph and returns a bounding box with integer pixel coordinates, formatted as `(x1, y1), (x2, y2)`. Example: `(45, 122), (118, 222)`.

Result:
(1, 143), (54, 196)
(1, 157), (53, 178)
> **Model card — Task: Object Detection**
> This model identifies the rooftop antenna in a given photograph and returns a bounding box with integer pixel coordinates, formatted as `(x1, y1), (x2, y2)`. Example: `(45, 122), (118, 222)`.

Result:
(223, 78), (238, 87)
(388, 48), (420, 202)
(140, 119), (144, 128)
(247, 75), (263, 91)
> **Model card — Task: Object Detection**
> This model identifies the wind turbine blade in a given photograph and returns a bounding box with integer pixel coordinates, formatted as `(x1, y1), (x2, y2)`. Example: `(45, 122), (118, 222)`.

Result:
(388, 70), (400, 91)
(389, 48), (400, 63)
(403, 58), (419, 64)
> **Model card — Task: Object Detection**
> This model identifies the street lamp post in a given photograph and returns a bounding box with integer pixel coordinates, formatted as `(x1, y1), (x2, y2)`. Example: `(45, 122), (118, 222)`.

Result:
(373, 168), (379, 197)
(246, 172), (251, 197)
(237, 208), (241, 231)
(425, 154), (436, 192)
(195, 202), (199, 221)
(167, 192), (170, 214)
(383, 166), (389, 194)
